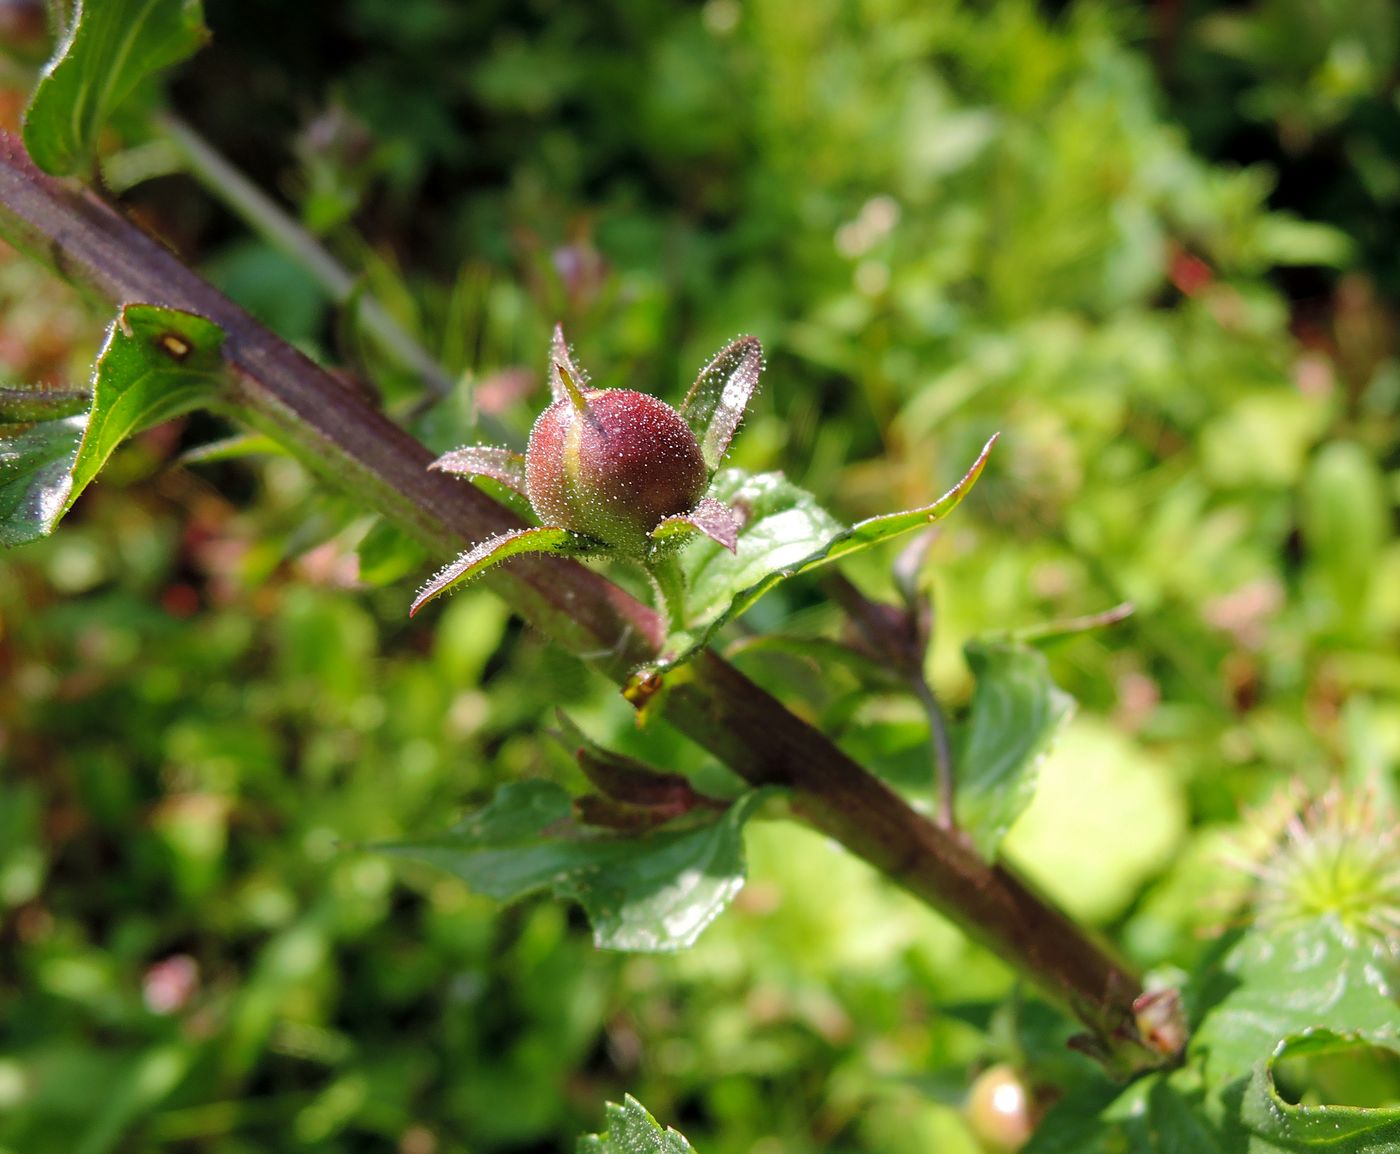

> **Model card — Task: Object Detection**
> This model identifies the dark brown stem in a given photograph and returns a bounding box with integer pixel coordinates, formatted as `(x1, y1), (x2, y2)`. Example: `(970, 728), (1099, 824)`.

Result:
(0, 132), (1167, 1074)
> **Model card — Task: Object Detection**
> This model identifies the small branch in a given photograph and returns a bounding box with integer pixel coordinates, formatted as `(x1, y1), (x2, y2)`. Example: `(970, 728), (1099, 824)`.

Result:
(912, 676), (957, 830)
(158, 114), (459, 402)
(0, 131), (1170, 1075)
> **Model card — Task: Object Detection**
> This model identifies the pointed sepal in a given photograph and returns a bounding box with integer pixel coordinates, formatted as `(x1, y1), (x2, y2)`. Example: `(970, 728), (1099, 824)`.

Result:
(429, 445), (528, 495)
(410, 527), (589, 617)
(680, 336), (763, 472)
(650, 496), (743, 553)
(548, 323), (590, 405)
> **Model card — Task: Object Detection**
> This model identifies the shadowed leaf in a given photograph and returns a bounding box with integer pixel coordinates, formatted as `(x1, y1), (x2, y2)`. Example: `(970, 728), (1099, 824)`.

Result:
(378, 780), (766, 951)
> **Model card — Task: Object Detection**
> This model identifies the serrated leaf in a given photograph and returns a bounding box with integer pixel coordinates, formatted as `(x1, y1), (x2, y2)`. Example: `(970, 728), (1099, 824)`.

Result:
(656, 437), (995, 671)
(578, 1095), (696, 1154)
(71, 305), (225, 503)
(955, 640), (1076, 858)
(377, 780), (767, 951)
(0, 414), (85, 546)
(1234, 1030), (1400, 1152)
(24, 0), (209, 176)
(1191, 918), (1400, 1095)
(680, 335), (763, 472)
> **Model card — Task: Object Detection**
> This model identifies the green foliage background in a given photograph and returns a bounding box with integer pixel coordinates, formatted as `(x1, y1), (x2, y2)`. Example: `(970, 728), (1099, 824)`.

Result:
(1, 0), (1398, 1151)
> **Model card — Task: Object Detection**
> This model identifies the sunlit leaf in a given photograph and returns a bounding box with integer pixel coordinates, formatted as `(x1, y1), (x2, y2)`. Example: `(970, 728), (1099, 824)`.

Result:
(24, 0), (209, 176)
(431, 444), (528, 496)
(1233, 1030), (1400, 1152)
(578, 1095), (697, 1154)
(71, 304), (226, 502)
(956, 640), (1076, 858)
(652, 436), (995, 672)
(1191, 918), (1400, 1095)
(0, 414), (85, 546)
(378, 780), (766, 952)
(1, 305), (223, 547)
(650, 496), (742, 552)
(549, 323), (589, 404)
(680, 336), (763, 472)
(410, 526), (589, 617)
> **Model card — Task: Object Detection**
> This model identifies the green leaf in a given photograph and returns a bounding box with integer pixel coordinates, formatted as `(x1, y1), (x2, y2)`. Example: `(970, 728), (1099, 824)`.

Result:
(71, 304), (226, 504)
(1235, 1031), (1400, 1152)
(679, 335), (764, 472)
(377, 781), (767, 951)
(1191, 918), (1400, 1095)
(657, 436), (995, 670)
(356, 517), (430, 586)
(578, 1095), (696, 1154)
(24, 0), (209, 176)
(0, 413), (85, 546)
(410, 526), (592, 617)
(955, 640), (1076, 858)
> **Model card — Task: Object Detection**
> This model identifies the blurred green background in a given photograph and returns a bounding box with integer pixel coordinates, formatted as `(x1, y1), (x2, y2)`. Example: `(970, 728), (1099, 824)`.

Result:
(1, 0), (1398, 1150)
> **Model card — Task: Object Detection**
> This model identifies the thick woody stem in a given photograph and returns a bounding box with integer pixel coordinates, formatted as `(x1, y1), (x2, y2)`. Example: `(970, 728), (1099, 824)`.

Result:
(0, 132), (1168, 1075)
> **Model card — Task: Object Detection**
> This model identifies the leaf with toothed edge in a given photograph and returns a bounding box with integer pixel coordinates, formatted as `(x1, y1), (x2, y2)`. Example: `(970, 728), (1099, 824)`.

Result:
(410, 526), (593, 616)
(642, 436), (997, 677)
(651, 496), (743, 553)
(577, 1095), (697, 1153)
(680, 336), (764, 472)
(549, 323), (589, 404)
(430, 444), (528, 494)
(377, 779), (769, 952)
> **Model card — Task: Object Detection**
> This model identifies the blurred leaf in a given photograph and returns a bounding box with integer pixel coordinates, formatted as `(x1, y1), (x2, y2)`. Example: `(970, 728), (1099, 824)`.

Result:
(0, 413), (84, 546)
(578, 1094), (696, 1154)
(955, 640), (1075, 859)
(356, 517), (429, 586)
(378, 781), (767, 951)
(1191, 918), (1400, 1094)
(1302, 441), (1388, 620)
(1233, 1031), (1400, 1152)
(657, 437), (995, 671)
(70, 305), (225, 505)
(24, 0), (208, 175)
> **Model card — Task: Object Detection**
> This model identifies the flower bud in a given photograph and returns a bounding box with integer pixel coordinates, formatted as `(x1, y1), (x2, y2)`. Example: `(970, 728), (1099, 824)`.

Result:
(525, 388), (708, 555)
